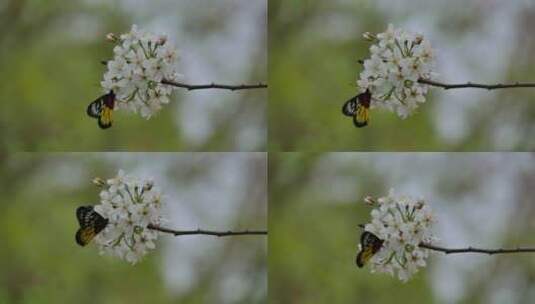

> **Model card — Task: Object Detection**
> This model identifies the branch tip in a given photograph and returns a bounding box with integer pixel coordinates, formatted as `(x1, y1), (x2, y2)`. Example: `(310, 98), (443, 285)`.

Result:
(147, 224), (267, 237)
(418, 78), (535, 90)
(419, 242), (535, 255)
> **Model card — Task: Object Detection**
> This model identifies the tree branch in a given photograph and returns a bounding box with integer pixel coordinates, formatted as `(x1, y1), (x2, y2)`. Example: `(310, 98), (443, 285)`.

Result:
(357, 225), (535, 255)
(99, 61), (267, 91)
(148, 224), (268, 237)
(355, 60), (535, 90)
(418, 78), (535, 90)
(161, 79), (267, 91)
(419, 243), (535, 255)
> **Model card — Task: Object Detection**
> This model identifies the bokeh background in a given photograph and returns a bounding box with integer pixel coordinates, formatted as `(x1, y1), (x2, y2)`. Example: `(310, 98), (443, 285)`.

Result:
(269, 0), (535, 151)
(269, 152), (535, 304)
(0, 152), (267, 303)
(0, 0), (266, 152)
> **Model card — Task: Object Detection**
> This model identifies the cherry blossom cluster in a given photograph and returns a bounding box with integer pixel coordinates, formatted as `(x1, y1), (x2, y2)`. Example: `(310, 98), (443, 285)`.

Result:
(358, 24), (436, 118)
(102, 25), (180, 119)
(93, 170), (165, 264)
(364, 189), (438, 282)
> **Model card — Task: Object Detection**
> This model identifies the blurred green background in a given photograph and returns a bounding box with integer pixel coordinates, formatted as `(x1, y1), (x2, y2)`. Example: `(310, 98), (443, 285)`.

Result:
(269, 152), (535, 303)
(0, 153), (267, 304)
(268, 0), (535, 151)
(0, 0), (266, 152)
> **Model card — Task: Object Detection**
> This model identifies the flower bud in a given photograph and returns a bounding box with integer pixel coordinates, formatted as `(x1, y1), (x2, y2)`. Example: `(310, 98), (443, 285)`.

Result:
(143, 180), (154, 192)
(106, 33), (119, 42)
(156, 35), (167, 46)
(364, 196), (376, 205)
(362, 32), (376, 41)
(414, 34), (423, 45)
(92, 177), (106, 187)
(415, 200), (424, 209)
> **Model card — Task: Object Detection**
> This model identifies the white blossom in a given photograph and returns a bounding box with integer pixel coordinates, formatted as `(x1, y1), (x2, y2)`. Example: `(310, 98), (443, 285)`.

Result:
(101, 25), (181, 119)
(93, 170), (165, 264)
(358, 24), (437, 119)
(363, 189), (438, 282)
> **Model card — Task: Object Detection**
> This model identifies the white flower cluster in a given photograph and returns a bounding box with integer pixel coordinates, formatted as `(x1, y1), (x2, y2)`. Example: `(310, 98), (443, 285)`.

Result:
(358, 24), (436, 118)
(94, 170), (165, 264)
(101, 25), (180, 119)
(364, 189), (437, 282)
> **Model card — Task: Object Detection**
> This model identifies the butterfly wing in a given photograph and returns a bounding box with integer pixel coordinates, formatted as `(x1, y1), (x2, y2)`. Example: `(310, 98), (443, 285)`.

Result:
(75, 206), (108, 246)
(356, 246), (375, 268)
(76, 226), (97, 247)
(356, 231), (384, 268)
(76, 206), (93, 227)
(343, 90), (371, 128)
(353, 104), (369, 128)
(98, 107), (113, 129)
(87, 91), (115, 129)
(86, 97), (103, 119)
(342, 96), (358, 117)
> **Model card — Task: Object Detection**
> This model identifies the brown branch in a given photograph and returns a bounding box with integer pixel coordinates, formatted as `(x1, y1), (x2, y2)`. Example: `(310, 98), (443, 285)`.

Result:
(418, 78), (535, 90)
(160, 79), (267, 91)
(419, 243), (535, 255)
(357, 225), (535, 255)
(355, 60), (535, 90)
(147, 224), (267, 237)
(99, 61), (267, 91)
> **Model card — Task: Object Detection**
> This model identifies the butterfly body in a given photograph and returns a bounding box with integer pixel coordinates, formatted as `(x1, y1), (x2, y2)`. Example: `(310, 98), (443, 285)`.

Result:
(356, 231), (384, 268)
(342, 90), (371, 128)
(87, 91), (115, 129)
(75, 206), (108, 246)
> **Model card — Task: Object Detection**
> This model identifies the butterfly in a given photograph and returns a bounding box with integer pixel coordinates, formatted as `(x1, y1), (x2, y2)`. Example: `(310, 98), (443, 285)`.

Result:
(355, 231), (384, 268)
(87, 91), (116, 129)
(342, 89), (371, 128)
(75, 206), (108, 246)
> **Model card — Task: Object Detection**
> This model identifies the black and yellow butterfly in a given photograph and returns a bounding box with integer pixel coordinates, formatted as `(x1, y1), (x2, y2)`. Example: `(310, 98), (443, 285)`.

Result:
(342, 89), (371, 128)
(355, 231), (384, 268)
(87, 91), (116, 129)
(75, 206), (108, 246)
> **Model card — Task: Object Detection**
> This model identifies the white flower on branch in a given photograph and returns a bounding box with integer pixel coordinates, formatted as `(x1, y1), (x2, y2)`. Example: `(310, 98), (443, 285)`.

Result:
(358, 24), (436, 119)
(101, 25), (181, 119)
(93, 170), (165, 264)
(362, 189), (438, 282)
